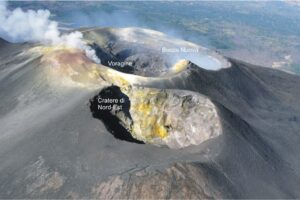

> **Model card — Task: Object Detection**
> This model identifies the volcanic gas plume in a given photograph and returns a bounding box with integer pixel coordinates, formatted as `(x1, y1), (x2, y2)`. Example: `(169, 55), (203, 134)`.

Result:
(0, 6), (300, 199)
(0, 1), (100, 64)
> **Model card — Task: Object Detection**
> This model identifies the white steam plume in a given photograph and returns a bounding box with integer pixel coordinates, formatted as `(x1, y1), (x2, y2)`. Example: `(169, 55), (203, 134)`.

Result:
(0, 1), (100, 63)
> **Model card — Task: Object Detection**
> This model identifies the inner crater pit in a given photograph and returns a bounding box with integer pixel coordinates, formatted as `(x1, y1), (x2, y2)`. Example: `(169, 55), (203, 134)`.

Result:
(90, 85), (222, 149)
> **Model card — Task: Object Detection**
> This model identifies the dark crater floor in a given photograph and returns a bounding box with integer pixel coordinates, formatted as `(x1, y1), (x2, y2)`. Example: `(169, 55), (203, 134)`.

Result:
(89, 41), (172, 77)
(89, 86), (144, 144)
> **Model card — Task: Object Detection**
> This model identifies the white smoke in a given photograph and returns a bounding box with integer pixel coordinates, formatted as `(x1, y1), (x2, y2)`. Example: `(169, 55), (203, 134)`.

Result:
(0, 1), (100, 63)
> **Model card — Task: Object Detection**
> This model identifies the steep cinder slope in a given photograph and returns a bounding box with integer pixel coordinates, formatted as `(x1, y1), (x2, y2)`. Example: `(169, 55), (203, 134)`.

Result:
(0, 30), (300, 199)
(137, 59), (300, 198)
(0, 39), (234, 199)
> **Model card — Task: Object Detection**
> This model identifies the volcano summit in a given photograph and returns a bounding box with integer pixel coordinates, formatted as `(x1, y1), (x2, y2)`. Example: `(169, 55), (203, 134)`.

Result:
(0, 27), (300, 199)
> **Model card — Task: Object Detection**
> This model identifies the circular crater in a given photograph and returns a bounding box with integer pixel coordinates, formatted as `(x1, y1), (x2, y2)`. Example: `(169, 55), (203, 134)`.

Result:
(83, 27), (230, 77)
(90, 85), (222, 149)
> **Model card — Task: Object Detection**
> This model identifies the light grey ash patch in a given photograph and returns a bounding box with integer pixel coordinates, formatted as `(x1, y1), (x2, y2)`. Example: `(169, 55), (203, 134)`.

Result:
(25, 156), (65, 196)
(90, 163), (235, 199)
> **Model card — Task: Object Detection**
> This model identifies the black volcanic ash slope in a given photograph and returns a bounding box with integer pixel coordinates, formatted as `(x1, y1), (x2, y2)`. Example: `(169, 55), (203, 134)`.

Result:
(136, 58), (300, 197)
(1, 28), (300, 199)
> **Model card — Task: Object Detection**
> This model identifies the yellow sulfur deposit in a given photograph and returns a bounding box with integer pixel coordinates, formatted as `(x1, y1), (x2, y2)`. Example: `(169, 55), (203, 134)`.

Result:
(33, 45), (170, 142)
(154, 124), (168, 138)
(172, 59), (189, 73)
(123, 88), (170, 142)
(30, 45), (76, 55)
(31, 45), (110, 88)
(27, 43), (221, 149)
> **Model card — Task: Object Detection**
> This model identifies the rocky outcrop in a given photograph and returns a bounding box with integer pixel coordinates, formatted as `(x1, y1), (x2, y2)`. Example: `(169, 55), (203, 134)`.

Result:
(2, 27), (300, 199)
(91, 163), (236, 199)
(35, 44), (222, 149)
(117, 87), (221, 148)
